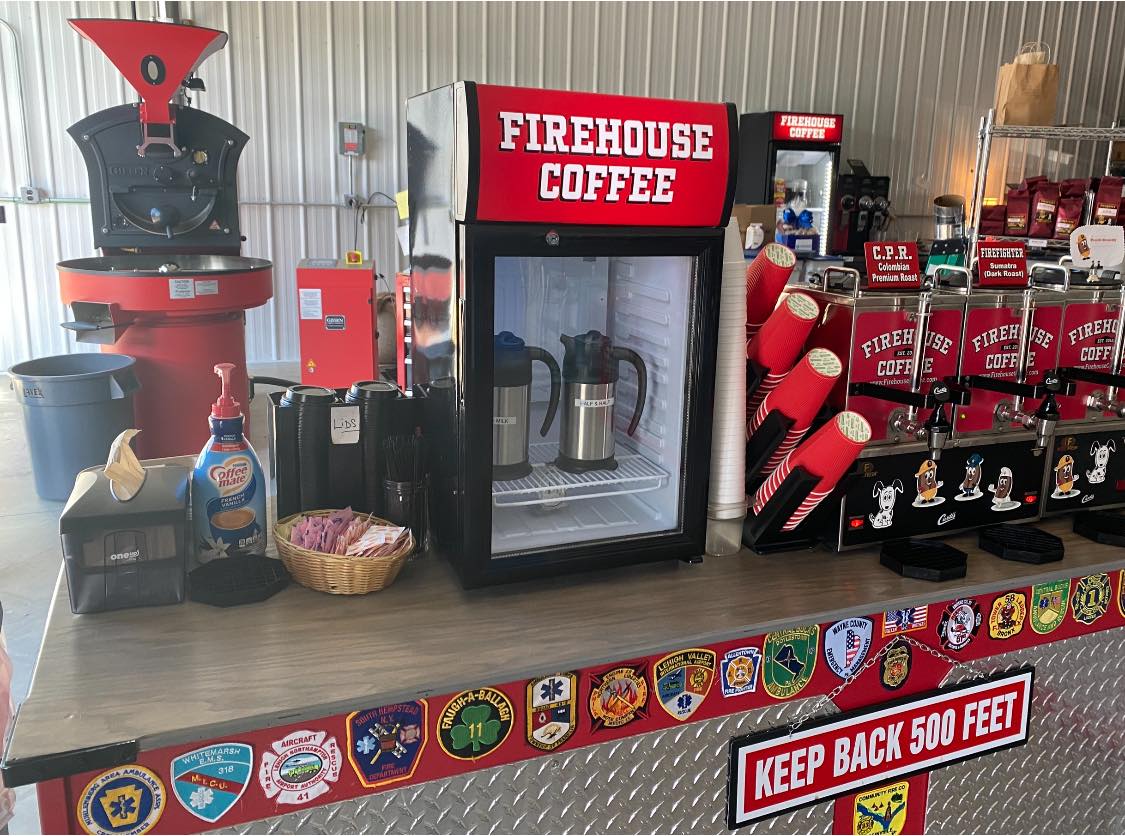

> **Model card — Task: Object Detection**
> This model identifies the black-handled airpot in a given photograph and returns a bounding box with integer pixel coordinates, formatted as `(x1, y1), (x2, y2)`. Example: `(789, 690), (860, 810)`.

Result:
(493, 331), (561, 481)
(556, 330), (649, 473)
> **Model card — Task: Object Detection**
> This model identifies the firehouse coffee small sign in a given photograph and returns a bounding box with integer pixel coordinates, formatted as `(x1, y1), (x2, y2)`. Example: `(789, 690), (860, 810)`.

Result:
(470, 84), (734, 227)
(771, 112), (844, 143)
(978, 241), (1028, 287)
(726, 668), (1033, 828)
(863, 242), (922, 290)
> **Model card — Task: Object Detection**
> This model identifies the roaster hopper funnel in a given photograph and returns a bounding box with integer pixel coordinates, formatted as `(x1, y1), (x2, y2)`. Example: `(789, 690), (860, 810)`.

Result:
(69, 19), (227, 128)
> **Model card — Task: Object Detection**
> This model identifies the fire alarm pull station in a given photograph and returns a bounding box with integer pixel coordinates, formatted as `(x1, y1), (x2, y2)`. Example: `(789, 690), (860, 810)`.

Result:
(338, 121), (366, 156)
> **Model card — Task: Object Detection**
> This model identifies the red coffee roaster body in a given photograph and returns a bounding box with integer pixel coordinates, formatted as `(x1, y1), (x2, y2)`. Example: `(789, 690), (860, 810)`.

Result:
(57, 19), (272, 459)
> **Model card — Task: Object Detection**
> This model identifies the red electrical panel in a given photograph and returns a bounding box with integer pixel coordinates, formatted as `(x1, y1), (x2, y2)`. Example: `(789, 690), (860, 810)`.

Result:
(296, 258), (378, 387)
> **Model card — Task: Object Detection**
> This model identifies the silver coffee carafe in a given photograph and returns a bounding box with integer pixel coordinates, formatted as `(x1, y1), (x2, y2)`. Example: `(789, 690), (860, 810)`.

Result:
(493, 331), (561, 481)
(556, 330), (648, 473)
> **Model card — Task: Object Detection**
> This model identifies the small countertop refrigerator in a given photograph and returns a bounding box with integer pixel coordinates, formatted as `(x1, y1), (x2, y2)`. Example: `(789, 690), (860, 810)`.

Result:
(736, 111), (843, 257)
(407, 82), (736, 587)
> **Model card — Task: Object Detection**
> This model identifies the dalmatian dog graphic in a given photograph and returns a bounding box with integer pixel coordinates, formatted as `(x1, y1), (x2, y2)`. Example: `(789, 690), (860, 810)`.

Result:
(1086, 440), (1116, 485)
(869, 480), (904, 529)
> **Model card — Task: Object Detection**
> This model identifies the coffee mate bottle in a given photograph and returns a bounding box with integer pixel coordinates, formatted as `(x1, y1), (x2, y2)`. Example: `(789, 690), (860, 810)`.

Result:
(192, 363), (267, 561)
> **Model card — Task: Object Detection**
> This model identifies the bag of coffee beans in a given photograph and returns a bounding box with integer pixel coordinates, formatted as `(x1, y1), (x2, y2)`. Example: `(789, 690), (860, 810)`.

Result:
(1054, 196), (1083, 238)
(1029, 182), (1060, 238)
(1093, 176), (1124, 225)
(981, 204), (1007, 235)
(1005, 187), (1030, 236)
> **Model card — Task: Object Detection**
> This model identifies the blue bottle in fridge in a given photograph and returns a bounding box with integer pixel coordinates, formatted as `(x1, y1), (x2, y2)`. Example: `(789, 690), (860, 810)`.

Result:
(192, 363), (267, 560)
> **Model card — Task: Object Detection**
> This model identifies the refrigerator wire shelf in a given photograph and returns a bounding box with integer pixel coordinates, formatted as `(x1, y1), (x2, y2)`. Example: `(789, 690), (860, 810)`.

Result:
(492, 442), (670, 507)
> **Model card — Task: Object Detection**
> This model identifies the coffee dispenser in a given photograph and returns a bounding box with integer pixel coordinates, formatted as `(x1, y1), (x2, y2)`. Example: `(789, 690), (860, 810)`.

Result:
(493, 332), (561, 480)
(557, 330), (648, 473)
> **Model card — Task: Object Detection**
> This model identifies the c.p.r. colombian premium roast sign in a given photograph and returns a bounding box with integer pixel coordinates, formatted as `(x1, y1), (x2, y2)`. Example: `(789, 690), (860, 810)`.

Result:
(466, 84), (735, 227)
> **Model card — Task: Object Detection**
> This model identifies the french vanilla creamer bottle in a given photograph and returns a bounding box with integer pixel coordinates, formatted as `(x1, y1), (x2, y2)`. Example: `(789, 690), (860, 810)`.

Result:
(192, 363), (267, 560)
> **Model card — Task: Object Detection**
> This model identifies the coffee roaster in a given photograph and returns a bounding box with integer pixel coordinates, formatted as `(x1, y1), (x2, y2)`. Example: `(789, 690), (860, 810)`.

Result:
(57, 19), (271, 458)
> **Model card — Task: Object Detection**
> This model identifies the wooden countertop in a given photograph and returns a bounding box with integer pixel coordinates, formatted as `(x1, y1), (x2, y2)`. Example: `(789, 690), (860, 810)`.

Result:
(5, 517), (1125, 785)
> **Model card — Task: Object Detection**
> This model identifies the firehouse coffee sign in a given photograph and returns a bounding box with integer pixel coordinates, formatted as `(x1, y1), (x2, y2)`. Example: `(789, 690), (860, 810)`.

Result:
(771, 112), (844, 143)
(726, 668), (1033, 828)
(468, 83), (734, 227)
(863, 242), (922, 290)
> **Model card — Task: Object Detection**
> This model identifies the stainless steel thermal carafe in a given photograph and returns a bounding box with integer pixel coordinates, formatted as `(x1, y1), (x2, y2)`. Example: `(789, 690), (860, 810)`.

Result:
(557, 330), (648, 473)
(493, 331), (561, 480)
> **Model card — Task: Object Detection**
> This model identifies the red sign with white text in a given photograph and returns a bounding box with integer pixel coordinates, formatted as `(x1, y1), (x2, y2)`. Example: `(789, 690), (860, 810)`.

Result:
(771, 112), (844, 143)
(470, 84), (734, 227)
(726, 669), (1033, 828)
(863, 242), (922, 290)
(978, 240), (1028, 287)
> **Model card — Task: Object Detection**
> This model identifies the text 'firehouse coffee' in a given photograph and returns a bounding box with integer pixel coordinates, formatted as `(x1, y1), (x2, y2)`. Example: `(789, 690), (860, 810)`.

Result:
(497, 112), (715, 204)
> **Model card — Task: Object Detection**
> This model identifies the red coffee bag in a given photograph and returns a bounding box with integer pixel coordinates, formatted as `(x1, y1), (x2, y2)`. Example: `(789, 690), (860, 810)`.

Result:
(1006, 188), (1030, 236)
(1029, 182), (1060, 238)
(1093, 176), (1124, 225)
(1054, 196), (1083, 238)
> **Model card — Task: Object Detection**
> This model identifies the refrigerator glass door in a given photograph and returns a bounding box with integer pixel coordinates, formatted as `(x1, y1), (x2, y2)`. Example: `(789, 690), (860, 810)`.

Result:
(490, 253), (695, 556)
(773, 147), (836, 255)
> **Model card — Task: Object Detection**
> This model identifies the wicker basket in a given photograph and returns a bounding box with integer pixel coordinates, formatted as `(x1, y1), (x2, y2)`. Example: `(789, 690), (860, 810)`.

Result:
(274, 510), (414, 595)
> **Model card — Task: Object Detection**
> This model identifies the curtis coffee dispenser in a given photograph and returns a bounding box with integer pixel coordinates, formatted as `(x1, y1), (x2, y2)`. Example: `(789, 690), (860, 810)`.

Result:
(408, 82), (735, 586)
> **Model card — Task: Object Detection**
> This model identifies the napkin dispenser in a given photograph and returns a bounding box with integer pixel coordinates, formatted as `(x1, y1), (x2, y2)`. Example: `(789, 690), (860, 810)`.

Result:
(60, 433), (191, 613)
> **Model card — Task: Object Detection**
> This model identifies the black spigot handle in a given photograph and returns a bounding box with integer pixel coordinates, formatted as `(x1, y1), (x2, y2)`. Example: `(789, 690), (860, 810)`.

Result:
(959, 374), (1040, 398)
(528, 347), (561, 437)
(848, 382), (929, 408)
(612, 347), (648, 436)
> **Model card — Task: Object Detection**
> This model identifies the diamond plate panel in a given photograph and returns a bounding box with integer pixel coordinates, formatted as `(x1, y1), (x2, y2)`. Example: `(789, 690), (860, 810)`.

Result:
(215, 629), (1125, 835)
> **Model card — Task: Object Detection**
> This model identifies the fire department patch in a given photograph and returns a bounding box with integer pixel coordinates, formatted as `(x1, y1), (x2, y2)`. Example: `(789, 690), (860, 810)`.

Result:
(937, 598), (981, 651)
(881, 606), (927, 637)
(1031, 579), (1069, 634)
(437, 688), (514, 761)
(653, 648), (716, 720)
(589, 664), (648, 731)
(988, 591), (1027, 639)
(880, 641), (911, 690)
(345, 701), (427, 788)
(762, 625), (819, 699)
(170, 743), (252, 823)
(1119, 570), (1125, 618)
(1071, 573), (1112, 625)
(720, 646), (762, 697)
(77, 765), (166, 835)
(823, 617), (873, 679)
(526, 673), (576, 751)
(258, 729), (341, 806)
(852, 780), (909, 835)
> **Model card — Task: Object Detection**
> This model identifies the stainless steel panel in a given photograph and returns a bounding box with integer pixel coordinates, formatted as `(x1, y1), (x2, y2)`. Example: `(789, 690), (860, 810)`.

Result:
(216, 628), (1125, 834)
(6, 1), (1125, 367)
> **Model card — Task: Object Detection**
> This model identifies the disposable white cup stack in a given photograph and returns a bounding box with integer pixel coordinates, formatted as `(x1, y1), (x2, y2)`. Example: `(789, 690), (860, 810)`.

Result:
(706, 218), (749, 556)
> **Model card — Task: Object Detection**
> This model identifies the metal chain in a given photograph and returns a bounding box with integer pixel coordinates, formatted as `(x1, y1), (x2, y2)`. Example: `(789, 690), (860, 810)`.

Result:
(786, 635), (991, 734)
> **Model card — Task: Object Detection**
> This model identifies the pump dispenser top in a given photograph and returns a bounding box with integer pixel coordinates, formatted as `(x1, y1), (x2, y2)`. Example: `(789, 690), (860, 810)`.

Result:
(210, 363), (242, 419)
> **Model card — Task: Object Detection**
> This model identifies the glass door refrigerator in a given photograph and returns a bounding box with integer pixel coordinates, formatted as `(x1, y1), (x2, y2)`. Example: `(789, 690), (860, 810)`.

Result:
(406, 82), (737, 587)
(735, 112), (843, 257)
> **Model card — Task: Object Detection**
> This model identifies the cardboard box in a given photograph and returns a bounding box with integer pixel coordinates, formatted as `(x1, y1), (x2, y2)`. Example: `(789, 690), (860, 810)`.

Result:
(732, 204), (777, 244)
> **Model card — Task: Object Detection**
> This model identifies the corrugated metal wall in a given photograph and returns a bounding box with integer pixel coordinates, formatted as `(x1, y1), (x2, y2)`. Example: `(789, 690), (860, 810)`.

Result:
(3, 1), (1125, 367)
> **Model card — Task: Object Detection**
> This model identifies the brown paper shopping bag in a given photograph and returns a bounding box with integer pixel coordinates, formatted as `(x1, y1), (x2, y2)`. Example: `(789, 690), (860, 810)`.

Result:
(994, 41), (1059, 126)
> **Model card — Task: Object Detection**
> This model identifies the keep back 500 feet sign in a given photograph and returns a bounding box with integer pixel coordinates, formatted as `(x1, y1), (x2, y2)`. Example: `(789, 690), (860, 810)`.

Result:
(726, 668), (1033, 828)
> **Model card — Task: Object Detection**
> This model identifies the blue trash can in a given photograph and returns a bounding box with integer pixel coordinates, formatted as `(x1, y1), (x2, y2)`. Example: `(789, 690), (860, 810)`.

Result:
(8, 354), (140, 500)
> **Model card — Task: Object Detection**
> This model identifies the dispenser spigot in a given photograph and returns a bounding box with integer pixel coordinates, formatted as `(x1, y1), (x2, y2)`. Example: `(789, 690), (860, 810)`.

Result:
(969, 371), (1073, 452)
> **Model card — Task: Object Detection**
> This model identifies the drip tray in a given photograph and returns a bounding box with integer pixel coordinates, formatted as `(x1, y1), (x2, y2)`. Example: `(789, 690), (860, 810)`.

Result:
(880, 538), (968, 582)
(978, 524), (1064, 564)
(492, 442), (669, 507)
